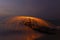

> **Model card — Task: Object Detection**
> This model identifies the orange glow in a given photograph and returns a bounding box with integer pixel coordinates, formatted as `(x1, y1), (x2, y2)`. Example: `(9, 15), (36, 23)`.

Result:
(6, 16), (49, 28)
(5, 16), (49, 40)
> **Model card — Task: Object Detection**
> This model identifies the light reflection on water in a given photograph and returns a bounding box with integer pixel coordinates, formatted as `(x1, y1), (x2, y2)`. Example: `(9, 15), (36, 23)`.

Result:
(0, 26), (44, 40)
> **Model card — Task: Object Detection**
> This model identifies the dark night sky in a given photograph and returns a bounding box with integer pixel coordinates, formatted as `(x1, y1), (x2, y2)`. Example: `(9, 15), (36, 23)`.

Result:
(0, 0), (60, 19)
